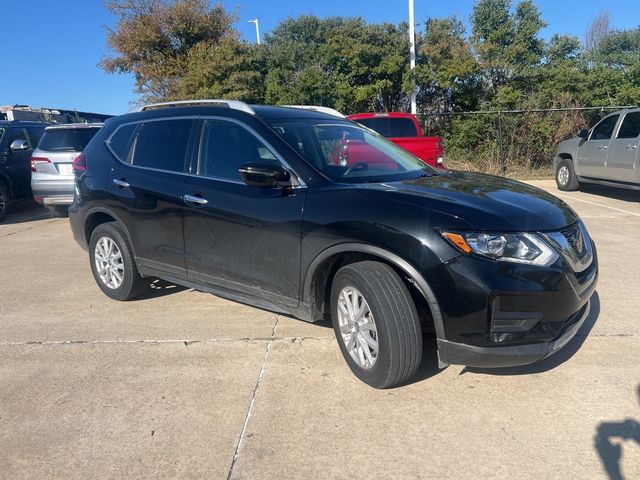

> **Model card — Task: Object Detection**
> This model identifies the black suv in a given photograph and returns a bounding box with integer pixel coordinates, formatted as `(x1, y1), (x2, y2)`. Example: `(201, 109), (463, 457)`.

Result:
(69, 100), (598, 388)
(0, 120), (47, 221)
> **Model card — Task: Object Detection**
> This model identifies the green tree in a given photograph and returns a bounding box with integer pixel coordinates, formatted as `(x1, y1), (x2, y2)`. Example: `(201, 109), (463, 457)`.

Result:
(100, 0), (246, 103)
(415, 16), (481, 112)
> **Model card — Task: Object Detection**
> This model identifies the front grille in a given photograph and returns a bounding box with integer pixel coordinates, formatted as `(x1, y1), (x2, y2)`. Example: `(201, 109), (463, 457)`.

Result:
(544, 221), (594, 273)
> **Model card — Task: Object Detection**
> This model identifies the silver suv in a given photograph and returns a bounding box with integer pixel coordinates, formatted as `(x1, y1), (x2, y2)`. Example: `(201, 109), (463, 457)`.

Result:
(554, 108), (640, 191)
(31, 123), (102, 216)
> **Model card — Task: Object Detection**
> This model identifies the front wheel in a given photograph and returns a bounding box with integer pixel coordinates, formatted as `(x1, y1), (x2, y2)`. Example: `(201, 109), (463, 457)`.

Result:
(89, 222), (150, 301)
(556, 159), (580, 191)
(331, 261), (423, 388)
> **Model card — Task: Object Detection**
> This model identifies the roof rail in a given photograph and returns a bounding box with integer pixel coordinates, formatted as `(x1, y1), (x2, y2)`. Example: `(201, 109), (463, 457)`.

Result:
(281, 105), (345, 118)
(128, 99), (255, 115)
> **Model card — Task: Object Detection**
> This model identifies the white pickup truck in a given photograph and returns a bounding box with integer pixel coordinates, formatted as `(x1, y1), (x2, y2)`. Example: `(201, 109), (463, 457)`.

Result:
(554, 108), (640, 191)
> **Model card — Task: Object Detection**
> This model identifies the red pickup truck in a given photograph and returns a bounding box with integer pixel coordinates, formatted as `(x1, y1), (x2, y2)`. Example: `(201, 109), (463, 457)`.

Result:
(347, 112), (444, 169)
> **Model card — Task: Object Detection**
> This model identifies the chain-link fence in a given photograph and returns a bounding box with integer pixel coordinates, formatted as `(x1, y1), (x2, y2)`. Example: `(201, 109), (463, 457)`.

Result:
(420, 106), (634, 177)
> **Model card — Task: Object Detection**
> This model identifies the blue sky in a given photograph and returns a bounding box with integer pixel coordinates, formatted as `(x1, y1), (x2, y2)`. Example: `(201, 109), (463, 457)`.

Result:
(1, 1), (639, 115)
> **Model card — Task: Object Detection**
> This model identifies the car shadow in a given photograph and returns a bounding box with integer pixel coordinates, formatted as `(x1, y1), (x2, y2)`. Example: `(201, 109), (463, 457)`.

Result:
(134, 278), (188, 300)
(594, 385), (640, 480)
(1, 200), (50, 225)
(461, 291), (600, 376)
(579, 184), (640, 204)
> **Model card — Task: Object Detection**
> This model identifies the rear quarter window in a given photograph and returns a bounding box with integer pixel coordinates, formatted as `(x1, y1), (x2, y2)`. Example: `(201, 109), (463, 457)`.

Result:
(39, 128), (100, 152)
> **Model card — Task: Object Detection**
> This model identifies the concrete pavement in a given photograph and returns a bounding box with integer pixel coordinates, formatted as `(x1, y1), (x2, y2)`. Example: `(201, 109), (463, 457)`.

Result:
(0, 183), (638, 479)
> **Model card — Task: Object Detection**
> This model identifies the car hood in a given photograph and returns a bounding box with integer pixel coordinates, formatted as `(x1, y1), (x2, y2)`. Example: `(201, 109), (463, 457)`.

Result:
(355, 171), (578, 231)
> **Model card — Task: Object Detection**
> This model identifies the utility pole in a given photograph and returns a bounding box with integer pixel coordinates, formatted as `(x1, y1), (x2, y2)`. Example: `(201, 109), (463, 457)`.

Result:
(248, 19), (260, 45)
(408, 0), (417, 114)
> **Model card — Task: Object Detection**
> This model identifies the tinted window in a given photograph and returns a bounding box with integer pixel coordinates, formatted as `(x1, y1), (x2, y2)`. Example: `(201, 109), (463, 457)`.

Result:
(0, 127), (5, 144)
(591, 115), (619, 140)
(198, 120), (279, 180)
(355, 117), (418, 138)
(38, 128), (99, 152)
(617, 112), (640, 139)
(131, 120), (192, 172)
(108, 123), (137, 162)
(27, 127), (44, 148)
(7, 128), (31, 148)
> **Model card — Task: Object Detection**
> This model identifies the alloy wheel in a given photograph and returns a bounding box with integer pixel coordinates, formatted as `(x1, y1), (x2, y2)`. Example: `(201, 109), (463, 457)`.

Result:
(94, 236), (124, 289)
(336, 286), (379, 369)
(557, 165), (570, 186)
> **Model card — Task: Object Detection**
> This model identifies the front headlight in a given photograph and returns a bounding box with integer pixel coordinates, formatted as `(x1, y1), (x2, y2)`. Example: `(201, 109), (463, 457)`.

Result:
(442, 231), (559, 267)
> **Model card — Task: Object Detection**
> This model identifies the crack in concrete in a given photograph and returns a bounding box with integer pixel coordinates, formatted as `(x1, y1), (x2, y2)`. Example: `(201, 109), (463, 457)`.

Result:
(0, 334), (332, 348)
(226, 316), (279, 480)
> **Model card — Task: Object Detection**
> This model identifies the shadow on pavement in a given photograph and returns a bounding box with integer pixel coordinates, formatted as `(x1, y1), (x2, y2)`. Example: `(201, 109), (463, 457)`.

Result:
(594, 385), (640, 480)
(579, 184), (640, 204)
(462, 291), (600, 376)
(1, 200), (50, 225)
(134, 278), (188, 300)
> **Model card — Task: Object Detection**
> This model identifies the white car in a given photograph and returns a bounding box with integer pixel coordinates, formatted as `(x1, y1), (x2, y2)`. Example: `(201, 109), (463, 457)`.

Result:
(30, 123), (102, 216)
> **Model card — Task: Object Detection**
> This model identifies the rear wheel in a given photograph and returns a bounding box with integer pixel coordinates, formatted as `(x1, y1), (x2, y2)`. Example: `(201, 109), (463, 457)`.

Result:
(0, 180), (12, 223)
(89, 222), (150, 300)
(330, 261), (422, 388)
(556, 159), (579, 191)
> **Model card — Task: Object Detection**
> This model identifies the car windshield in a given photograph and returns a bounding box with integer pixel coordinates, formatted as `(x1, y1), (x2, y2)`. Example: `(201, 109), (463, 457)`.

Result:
(267, 119), (436, 183)
(38, 127), (100, 152)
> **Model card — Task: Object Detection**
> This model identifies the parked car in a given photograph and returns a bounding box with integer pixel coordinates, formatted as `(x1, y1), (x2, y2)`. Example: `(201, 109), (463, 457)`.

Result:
(69, 100), (597, 388)
(347, 112), (444, 168)
(0, 120), (47, 221)
(31, 123), (102, 217)
(555, 108), (640, 191)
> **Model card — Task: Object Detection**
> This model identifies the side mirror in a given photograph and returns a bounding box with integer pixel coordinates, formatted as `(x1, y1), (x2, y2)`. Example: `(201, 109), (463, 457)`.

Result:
(9, 139), (29, 151)
(578, 129), (589, 140)
(239, 163), (291, 188)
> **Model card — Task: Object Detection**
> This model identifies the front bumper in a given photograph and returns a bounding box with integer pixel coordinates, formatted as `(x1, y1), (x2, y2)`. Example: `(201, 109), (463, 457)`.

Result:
(31, 179), (74, 206)
(437, 299), (591, 368)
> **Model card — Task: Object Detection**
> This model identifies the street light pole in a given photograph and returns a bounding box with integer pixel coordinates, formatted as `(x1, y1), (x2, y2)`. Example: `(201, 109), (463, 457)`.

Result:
(248, 18), (260, 45)
(408, 0), (417, 115)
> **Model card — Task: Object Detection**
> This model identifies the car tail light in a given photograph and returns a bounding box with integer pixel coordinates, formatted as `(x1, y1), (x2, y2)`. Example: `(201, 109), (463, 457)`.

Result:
(30, 157), (51, 172)
(72, 154), (87, 172)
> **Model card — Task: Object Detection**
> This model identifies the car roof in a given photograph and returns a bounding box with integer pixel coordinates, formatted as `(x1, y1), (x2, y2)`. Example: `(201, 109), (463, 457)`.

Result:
(0, 120), (51, 127)
(251, 105), (346, 120)
(44, 123), (103, 131)
(347, 112), (416, 120)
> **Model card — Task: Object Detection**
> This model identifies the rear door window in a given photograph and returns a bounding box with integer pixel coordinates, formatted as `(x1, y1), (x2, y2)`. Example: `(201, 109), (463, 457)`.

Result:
(39, 128), (100, 152)
(616, 112), (640, 139)
(130, 119), (193, 173)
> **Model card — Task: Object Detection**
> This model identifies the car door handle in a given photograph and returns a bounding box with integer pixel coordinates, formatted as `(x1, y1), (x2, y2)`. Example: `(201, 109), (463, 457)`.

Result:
(625, 144), (638, 150)
(112, 178), (130, 188)
(183, 193), (208, 206)
(597, 145), (608, 150)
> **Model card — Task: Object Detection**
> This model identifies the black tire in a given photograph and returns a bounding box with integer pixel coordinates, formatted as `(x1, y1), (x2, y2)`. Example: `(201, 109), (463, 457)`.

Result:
(0, 180), (12, 223)
(89, 222), (150, 301)
(48, 206), (69, 218)
(556, 158), (580, 191)
(330, 261), (422, 388)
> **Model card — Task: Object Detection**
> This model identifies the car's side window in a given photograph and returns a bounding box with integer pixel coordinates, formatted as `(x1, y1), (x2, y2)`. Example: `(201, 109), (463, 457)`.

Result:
(108, 123), (138, 162)
(129, 119), (193, 173)
(590, 115), (619, 141)
(27, 127), (44, 148)
(616, 112), (640, 139)
(7, 128), (30, 148)
(198, 119), (280, 181)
